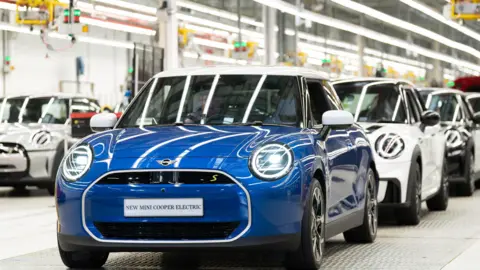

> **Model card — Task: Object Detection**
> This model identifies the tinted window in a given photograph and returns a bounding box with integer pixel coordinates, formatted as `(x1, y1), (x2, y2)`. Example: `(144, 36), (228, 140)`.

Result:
(307, 80), (332, 124)
(427, 94), (461, 122)
(405, 89), (420, 122)
(117, 75), (300, 128)
(336, 82), (407, 123)
(468, 97), (480, 113)
(0, 97), (26, 123)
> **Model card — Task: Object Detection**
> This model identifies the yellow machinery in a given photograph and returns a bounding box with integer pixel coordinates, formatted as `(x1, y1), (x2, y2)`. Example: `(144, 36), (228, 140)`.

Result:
(451, 0), (480, 20)
(16, 0), (66, 26)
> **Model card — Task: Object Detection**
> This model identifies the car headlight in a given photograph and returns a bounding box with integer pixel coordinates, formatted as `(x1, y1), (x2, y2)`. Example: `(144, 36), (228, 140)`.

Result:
(445, 129), (463, 148)
(249, 143), (294, 180)
(375, 133), (405, 159)
(62, 145), (93, 181)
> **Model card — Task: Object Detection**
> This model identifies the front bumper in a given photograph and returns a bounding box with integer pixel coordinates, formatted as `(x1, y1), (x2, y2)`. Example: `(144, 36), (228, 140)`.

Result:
(0, 149), (57, 186)
(57, 157), (305, 251)
(57, 233), (300, 252)
(376, 160), (411, 205)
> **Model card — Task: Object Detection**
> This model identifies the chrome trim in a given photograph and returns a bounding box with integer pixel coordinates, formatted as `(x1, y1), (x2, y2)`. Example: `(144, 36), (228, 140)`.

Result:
(81, 169), (252, 244)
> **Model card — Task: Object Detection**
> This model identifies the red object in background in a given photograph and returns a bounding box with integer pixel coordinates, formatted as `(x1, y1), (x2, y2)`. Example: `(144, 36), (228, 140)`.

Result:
(454, 76), (480, 92)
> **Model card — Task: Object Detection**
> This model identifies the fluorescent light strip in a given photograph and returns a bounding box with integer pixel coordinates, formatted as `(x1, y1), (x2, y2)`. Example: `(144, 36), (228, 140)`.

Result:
(399, 0), (480, 43)
(92, 4), (157, 22)
(80, 17), (156, 35)
(177, 0), (264, 28)
(330, 0), (480, 59)
(177, 13), (264, 39)
(72, 0), (156, 14)
(253, 0), (480, 73)
(0, 22), (134, 49)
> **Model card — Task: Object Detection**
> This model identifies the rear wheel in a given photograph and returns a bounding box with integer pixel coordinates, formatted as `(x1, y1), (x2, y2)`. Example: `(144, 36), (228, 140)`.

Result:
(395, 162), (422, 226)
(426, 157), (449, 211)
(284, 179), (325, 270)
(344, 167), (377, 243)
(458, 152), (475, 196)
(58, 242), (109, 269)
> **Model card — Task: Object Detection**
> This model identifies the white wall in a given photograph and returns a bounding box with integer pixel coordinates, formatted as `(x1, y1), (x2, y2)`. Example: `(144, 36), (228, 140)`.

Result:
(0, 25), (152, 106)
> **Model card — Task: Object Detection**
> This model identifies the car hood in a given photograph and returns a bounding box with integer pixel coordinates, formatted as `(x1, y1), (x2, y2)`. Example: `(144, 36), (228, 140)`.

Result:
(0, 123), (66, 149)
(84, 125), (301, 161)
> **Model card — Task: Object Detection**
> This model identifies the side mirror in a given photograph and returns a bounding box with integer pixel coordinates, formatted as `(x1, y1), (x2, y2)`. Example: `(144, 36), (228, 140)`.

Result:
(90, 113), (117, 133)
(322, 110), (354, 129)
(473, 112), (480, 124)
(421, 110), (440, 127)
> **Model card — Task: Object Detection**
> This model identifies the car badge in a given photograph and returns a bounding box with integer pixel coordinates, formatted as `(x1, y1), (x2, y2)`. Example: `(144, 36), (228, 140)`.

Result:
(158, 159), (174, 166)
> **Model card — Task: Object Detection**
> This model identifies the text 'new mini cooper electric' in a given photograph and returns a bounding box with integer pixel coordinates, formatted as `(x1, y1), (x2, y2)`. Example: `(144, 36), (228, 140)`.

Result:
(56, 67), (379, 270)
(333, 78), (448, 226)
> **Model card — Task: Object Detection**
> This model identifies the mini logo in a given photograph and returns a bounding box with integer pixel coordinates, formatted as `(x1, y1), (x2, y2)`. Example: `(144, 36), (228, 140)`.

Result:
(30, 130), (52, 147)
(158, 159), (174, 166)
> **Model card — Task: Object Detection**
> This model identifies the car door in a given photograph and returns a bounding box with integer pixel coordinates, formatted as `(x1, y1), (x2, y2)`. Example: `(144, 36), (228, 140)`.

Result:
(305, 78), (359, 222)
(403, 87), (435, 191)
(460, 95), (480, 172)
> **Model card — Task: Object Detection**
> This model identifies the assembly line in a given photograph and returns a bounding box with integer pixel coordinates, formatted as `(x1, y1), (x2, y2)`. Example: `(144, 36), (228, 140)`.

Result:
(1, 67), (480, 269)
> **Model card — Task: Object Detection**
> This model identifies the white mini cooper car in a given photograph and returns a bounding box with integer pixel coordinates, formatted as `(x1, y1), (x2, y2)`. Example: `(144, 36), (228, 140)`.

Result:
(332, 78), (448, 225)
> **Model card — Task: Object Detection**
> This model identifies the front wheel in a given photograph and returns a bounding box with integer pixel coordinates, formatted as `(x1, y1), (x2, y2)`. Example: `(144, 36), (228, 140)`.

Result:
(458, 151), (475, 196)
(284, 179), (325, 270)
(344, 167), (378, 243)
(395, 162), (422, 226)
(58, 242), (109, 269)
(426, 157), (449, 211)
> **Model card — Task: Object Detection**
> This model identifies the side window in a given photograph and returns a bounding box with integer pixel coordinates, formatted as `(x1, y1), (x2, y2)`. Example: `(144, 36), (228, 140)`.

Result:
(306, 79), (333, 124)
(428, 94), (458, 122)
(404, 89), (421, 123)
(72, 98), (101, 113)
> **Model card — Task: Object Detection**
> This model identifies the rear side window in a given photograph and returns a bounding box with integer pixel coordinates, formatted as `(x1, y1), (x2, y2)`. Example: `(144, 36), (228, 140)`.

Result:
(427, 94), (461, 122)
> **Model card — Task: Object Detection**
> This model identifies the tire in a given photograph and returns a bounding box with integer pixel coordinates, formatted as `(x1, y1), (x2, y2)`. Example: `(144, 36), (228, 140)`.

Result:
(344, 167), (378, 243)
(46, 148), (64, 196)
(426, 157), (449, 211)
(395, 162), (422, 226)
(58, 242), (109, 269)
(458, 151), (475, 197)
(284, 179), (325, 270)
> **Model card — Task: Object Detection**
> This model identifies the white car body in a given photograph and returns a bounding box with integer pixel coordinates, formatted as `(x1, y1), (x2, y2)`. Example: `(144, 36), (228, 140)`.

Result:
(333, 78), (446, 206)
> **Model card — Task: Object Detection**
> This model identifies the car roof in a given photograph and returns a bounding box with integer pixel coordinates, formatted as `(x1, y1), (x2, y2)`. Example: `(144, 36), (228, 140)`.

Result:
(417, 88), (465, 95)
(153, 66), (329, 80)
(331, 77), (414, 86)
(28, 92), (96, 100)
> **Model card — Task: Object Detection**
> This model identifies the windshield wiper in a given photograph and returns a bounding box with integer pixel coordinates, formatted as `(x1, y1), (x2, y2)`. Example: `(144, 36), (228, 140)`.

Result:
(375, 119), (403, 124)
(230, 121), (293, 127)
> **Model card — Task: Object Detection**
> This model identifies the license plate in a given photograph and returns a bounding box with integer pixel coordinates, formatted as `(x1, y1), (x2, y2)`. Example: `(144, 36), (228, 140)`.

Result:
(124, 198), (204, 217)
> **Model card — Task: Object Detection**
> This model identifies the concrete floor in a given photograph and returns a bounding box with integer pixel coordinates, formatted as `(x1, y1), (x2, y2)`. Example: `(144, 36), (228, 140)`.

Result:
(1, 187), (480, 269)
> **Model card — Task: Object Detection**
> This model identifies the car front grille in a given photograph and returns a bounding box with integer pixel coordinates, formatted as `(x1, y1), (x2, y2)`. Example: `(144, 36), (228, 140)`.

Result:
(93, 222), (240, 240)
(97, 171), (234, 185)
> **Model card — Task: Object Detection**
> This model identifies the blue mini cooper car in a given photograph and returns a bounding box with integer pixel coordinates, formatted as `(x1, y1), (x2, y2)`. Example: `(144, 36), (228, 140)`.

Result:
(56, 67), (379, 269)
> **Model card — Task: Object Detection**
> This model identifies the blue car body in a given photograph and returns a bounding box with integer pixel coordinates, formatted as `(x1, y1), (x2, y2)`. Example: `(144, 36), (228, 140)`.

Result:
(56, 67), (378, 258)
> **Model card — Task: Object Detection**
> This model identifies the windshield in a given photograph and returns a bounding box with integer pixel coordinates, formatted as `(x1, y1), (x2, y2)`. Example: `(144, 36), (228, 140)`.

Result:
(335, 82), (407, 123)
(0, 97), (27, 123)
(21, 97), (69, 124)
(117, 75), (300, 128)
(427, 94), (461, 122)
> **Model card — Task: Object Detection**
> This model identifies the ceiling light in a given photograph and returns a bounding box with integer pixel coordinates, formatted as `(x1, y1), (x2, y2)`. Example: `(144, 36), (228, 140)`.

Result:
(331, 0), (480, 59)
(80, 17), (156, 35)
(253, 0), (480, 72)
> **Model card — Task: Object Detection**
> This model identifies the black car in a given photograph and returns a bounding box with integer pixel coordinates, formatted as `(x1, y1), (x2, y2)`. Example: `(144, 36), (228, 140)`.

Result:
(419, 88), (480, 196)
